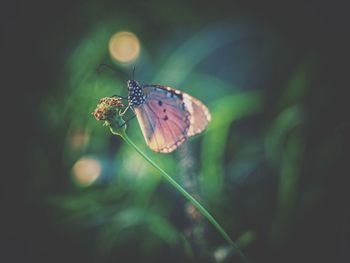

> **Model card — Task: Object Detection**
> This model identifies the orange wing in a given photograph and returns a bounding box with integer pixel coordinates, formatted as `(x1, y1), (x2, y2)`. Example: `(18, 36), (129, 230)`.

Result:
(134, 86), (190, 153)
(182, 93), (211, 137)
(134, 85), (211, 153)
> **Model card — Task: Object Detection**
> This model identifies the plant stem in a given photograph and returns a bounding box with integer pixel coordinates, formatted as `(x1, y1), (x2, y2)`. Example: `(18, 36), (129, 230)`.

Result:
(119, 130), (249, 262)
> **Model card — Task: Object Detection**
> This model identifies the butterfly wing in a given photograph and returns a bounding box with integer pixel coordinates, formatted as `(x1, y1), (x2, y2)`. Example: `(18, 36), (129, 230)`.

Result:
(134, 85), (190, 153)
(182, 93), (211, 137)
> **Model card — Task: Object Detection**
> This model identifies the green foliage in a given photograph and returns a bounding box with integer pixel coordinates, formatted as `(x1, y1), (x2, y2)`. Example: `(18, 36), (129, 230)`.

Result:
(29, 4), (344, 263)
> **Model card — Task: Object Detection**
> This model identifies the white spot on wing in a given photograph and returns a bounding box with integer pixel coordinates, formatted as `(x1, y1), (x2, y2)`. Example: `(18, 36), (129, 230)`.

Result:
(183, 94), (194, 129)
(183, 94), (193, 114)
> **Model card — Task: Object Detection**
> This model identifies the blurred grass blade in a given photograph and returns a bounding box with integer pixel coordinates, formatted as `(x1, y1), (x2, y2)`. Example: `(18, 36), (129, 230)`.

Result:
(201, 91), (263, 202)
(269, 126), (304, 244)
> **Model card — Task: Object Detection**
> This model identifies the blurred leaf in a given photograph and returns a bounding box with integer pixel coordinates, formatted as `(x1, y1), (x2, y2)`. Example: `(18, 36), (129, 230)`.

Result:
(97, 207), (179, 256)
(265, 105), (304, 166)
(201, 91), (262, 203)
(269, 127), (304, 245)
(278, 57), (318, 108)
(153, 22), (259, 86)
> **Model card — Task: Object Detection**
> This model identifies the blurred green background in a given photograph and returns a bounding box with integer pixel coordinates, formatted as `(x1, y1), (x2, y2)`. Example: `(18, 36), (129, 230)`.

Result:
(5, 0), (349, 263)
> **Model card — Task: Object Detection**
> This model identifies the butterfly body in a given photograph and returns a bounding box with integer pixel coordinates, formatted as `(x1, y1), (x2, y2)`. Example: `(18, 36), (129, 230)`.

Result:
(127, 80), (146, 106)
(127, 80), (211, 153)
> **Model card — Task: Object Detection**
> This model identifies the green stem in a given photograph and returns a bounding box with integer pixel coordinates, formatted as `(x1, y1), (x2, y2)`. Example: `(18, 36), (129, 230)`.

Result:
(119, 130), (249, 262)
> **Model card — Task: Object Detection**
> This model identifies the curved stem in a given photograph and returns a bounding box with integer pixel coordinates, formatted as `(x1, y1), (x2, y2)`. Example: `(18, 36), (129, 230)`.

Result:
(120, 131), (249, 262)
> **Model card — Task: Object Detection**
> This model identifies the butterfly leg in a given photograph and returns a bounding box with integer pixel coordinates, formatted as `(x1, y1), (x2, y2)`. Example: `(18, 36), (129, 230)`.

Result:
(119, 103), (131, 116)
(119, 105), (136, 127)
(119, 114), (136, 127)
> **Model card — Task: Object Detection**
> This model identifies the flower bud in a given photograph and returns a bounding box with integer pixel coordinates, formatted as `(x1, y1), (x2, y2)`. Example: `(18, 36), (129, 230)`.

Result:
(93, 96), (127, 135)
(92, 97), (124, 122)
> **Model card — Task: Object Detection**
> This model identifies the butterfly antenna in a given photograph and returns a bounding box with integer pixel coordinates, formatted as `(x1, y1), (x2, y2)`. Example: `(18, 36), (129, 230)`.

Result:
(132, 66), (136, 80)
(97, 63), (118, 74)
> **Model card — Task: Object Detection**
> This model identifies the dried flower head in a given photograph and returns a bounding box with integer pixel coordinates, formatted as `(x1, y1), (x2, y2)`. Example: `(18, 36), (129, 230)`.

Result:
(93, 96), (127, 135)
(93, 97), (124, 122)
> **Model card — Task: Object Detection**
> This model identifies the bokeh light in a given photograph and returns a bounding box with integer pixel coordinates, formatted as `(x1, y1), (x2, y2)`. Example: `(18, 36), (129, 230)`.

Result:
(68, 130), (90, 151)
(72, 156), (102, 186)
(213, 247), (230, 262)
(108, 31), (140, 63)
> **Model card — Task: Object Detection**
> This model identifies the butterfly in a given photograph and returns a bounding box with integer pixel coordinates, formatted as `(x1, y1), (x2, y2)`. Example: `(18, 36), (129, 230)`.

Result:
(126, 79), (211, 153)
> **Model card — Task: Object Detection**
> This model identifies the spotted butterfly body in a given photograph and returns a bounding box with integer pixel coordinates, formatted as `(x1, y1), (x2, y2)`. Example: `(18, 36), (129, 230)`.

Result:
(127, 80), (211, 153)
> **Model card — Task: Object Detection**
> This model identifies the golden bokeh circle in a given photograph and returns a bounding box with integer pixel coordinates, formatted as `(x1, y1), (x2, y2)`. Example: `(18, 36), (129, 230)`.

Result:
(109, 31), (140, 63)
(72, 156), (101, 186)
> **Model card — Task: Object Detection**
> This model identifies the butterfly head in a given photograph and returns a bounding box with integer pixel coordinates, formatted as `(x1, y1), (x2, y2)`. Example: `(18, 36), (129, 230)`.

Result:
(127, 80), (140, 91)
(127, 80), (146, 106)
